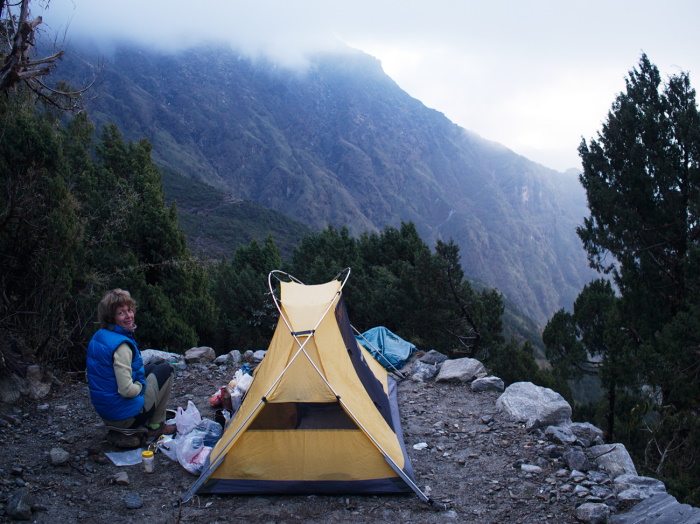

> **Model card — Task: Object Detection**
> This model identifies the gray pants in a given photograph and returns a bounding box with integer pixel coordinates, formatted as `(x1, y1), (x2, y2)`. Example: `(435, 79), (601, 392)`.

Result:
(104, 364), (174, 429)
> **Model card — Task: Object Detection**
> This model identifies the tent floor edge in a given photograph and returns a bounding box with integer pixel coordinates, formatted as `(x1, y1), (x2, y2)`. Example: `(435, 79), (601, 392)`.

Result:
(197, 477), (415, 496)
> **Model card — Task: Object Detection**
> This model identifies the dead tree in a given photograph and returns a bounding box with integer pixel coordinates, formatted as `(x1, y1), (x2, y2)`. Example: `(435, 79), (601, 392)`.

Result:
(0, 0), (66, 91)
(1, 0), (96, 108)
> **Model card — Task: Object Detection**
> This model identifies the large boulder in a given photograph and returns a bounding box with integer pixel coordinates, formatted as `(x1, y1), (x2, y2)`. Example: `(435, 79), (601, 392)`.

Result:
(614, 474), (667, 501)
(545, 425), (577, 445)
(184, 346), (216, 364)
(5, 487), (32, 521)
(141, 349), (184, 366)
(470, 376), (505, 392)
(410, 360), (440, 382)
(25, 365), (55, 400)
(418, 350), (448, 366)
(589, 443), (637, 477)
(496, 382), (572, 427)
(0, 366), (58, 403)
(568, 422), (604, 447)
(574, 502), (611, 524)
(0, 372), (24, 403)
(435, 358), (487, 383)
(609, 493), (700, 524)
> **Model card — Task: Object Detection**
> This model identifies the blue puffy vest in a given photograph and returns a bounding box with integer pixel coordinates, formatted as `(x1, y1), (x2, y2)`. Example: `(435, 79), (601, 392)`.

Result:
(86, 326), (146, 421)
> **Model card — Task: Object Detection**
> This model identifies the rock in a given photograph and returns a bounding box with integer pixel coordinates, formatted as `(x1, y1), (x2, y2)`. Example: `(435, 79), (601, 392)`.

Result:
(545, 444), (564, 459)
(142, 349), (177, 366)
(214, 353), (231, 365)
(470, 376), (504, 392)
(113, 471), (130, 486)
(586, 471), (610, 484)
(521, 464), (542, 474)
(589, 484), (613, 500)
(0, 372), (26, 404)
(589, 443), (637, 477)
(609, 492), (700, 524)
(574, 484), (591, 497)
(418, 350), (448, 366)
(568, 422), (605, 447)
(141, 349), (184, 366)
(252, 350), (267, 362)
(228, 350), (242, 365)
(614, 474), (667, 501)
(25, 365), (54, 400)
(184, 346), (216, 364)
(49, 447), (70, 466)
(5, 487), (32, 520)
(574, 502), (611, 524)
(435, 358), (487, 383)
(496, 382), (572, 427)
(123, 491), (143, 509)
(570, 469), (587, 482)
(545, 425), (577, 445)
(564, 449), (592, 472)
(410, 360), (439, 382)
(243, 350), (255, 362)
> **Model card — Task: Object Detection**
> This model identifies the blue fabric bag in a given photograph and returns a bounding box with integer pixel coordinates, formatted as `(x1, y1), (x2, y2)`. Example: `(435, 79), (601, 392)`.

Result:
(355, 326), (417, 370)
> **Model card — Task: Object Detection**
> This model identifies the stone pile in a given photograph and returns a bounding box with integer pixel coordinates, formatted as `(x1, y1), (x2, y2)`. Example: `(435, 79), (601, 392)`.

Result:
(406, 350), (700, 524)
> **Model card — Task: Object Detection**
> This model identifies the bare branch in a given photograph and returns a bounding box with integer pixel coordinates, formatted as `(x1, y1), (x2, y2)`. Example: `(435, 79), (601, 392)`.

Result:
(1, 0), (94, 109)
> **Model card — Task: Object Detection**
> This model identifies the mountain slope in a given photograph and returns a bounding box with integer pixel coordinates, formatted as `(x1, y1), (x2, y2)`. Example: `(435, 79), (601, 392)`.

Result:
(160, 168), (313, 260)
(57, 42), (596, 325)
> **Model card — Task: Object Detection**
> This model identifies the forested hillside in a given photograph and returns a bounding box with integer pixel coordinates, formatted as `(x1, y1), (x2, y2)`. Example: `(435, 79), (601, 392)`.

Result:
(160, 168), (313, 260)
(55, 42), (597, 326)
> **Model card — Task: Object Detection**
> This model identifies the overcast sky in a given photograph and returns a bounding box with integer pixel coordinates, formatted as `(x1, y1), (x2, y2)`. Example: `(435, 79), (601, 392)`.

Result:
(39, 0), (700, 172)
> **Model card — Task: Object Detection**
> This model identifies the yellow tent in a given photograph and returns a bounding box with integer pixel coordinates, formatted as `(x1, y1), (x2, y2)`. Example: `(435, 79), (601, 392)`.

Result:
(182, 270), (427, 502)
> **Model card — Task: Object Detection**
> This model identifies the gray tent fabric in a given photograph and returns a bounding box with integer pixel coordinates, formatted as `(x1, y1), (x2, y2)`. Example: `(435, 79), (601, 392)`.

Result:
(355, 326), (417, 370)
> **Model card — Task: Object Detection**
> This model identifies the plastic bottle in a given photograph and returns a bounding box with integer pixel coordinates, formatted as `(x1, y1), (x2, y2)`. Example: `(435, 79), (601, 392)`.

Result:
(142, 450), (155, 473)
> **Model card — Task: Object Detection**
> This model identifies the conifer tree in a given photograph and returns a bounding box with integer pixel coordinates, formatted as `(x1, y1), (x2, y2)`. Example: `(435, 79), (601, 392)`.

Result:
(578, 54), (700, 407)
(575, 54), (700, 502)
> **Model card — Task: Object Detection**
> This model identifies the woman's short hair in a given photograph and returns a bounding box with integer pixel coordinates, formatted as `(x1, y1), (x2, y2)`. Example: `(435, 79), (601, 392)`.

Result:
(97, 289), (137, 329)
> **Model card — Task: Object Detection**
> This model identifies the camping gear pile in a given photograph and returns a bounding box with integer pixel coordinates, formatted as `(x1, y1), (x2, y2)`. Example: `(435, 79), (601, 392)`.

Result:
(158, 401), (223, 474)
(180, 269), (430, 504)
(209, 367), (254, 412)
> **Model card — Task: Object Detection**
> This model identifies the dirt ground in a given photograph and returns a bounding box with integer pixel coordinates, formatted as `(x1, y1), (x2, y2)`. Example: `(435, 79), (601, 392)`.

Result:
(0, 362), (582, 523)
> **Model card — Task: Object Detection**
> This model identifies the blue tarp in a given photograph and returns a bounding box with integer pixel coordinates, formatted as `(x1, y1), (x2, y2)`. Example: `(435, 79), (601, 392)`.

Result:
(355, 326), (417, 370)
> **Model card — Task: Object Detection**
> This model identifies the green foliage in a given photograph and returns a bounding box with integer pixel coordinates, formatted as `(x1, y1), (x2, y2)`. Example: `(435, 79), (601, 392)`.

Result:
(554, 54), (700, 503)
(160, 167), (312, 260)
(487, 339), (563, 392)
(0, 91), (86, 368)
(209, 237), (282, 352)
(287, 222), (521, 365)
(0, 91), (216, 369)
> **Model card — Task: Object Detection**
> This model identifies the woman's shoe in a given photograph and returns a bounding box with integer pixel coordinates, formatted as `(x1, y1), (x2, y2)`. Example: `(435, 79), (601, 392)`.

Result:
(106, 430), (141, 449)
(146, 422), (176, 438)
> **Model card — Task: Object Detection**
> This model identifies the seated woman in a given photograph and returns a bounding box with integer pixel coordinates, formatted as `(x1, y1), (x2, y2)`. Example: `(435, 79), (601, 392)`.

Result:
(86, 289), (175, 448)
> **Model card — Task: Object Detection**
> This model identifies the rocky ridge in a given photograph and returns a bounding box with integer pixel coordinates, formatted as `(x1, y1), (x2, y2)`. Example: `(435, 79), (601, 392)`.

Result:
(0, 348), (698, 523)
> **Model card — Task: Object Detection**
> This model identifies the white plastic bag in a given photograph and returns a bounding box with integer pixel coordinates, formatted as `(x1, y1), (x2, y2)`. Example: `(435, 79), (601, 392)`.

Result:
(174, 400), (201, 436)
(176, 433), (212, 475)
(157, 435), (178, 461)
(158, 419), (223, 475)
(235, 369), (254, 393)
